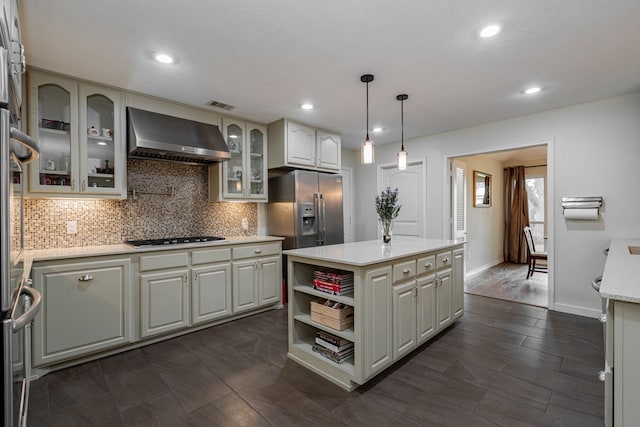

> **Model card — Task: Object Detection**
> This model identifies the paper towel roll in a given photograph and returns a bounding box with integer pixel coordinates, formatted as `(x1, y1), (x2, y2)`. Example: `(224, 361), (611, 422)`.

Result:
(563, 208), (598, 220)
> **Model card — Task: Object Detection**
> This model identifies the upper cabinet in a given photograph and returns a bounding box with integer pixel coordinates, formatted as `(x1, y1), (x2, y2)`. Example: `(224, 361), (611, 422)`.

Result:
(27, 70), (126, 199)
(267, 119), (341, 172)
(209, 118), (267, 202)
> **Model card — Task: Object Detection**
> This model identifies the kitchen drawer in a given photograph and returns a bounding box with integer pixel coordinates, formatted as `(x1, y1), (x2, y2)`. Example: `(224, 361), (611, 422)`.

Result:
(393, 259), (416, 283)
(140, 252), (189, 272)
(436, 251), (452, 270)
(192, 248), (231, 265)
(233, 242), (280, 260)
(416, 255), (436, 276)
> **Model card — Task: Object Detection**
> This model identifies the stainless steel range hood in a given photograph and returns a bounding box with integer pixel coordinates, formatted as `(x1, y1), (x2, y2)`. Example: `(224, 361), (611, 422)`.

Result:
(127, 107), (230, 164)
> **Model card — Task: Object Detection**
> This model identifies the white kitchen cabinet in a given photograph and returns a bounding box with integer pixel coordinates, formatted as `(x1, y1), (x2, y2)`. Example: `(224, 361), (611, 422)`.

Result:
(209, 118), (267, 202)
(268, 118), (342, 172)
(138, 251), (190, 338)
(392, 280), (417, 361)
(191, 248), (232, 325)
(363, 265), (393, 379)
(452, 248), (464, 320)
(232, 242), (282, 314)
(436, 268), (453, 330)
(27, 70), (126, 198)
(140, 269), (190, 338)
(417, 274), (437, 344)
(31, 258), (132, 367)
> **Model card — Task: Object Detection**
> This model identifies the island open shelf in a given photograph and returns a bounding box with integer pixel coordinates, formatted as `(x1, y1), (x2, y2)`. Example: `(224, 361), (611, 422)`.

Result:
(285, 237), (465, 391)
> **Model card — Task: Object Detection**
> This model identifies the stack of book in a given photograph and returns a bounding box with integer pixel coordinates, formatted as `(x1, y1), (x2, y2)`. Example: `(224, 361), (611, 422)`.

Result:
(311, 330), (354, 364)
(313, 269), (354, 296)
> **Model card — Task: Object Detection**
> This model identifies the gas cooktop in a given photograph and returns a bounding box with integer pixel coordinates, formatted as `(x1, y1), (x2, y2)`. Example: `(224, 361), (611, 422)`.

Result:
(125, 236), (227, 248)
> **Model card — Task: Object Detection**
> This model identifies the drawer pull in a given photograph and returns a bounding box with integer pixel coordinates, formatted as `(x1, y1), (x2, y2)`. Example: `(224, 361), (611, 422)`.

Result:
(78, 274), (93, 282)
(403, 268), (411, 274)
(442, 257), (449, 263)
(254, 249), (262, 254)
(425, 262), (433, 268)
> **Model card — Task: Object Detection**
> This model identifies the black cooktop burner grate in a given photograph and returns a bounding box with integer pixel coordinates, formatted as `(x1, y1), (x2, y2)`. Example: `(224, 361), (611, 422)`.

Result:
(125, 236), (226, 247)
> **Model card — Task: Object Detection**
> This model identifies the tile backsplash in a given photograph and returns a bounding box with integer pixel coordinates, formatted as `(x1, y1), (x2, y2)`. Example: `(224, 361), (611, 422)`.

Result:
(24, 160), (257, 249)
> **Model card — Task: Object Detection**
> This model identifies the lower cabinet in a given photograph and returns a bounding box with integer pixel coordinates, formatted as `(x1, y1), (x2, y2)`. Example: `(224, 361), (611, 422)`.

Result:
(140, 268), (190, 338)
(363, 266), (393, 380)
(191, 262), (232, 325)
(436, 268), (452, 329)
(32, 258), (132, 367)
(452, 248), (464, 319)
(232, 242), (282, 314)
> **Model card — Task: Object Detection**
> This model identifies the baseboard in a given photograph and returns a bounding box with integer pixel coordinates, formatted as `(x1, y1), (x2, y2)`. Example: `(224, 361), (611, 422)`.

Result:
(465, 258), (505, 279)
(552, 303), (601, 319)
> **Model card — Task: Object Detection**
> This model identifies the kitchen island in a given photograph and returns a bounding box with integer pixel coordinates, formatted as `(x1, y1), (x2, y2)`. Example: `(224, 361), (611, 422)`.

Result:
(599, 238), (640, 426)
(284, 237), (464, 391)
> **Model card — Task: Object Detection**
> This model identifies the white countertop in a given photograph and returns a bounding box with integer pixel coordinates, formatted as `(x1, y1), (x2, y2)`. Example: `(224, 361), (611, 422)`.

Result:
(25, 235), (284, 263)
(283, 237), (463, 267)
(600, 238), (640, 303)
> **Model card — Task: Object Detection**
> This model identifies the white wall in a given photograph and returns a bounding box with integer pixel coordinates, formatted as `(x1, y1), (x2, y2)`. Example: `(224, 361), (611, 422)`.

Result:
(353, 92), (640, 318)
(463, 157), (504, 275)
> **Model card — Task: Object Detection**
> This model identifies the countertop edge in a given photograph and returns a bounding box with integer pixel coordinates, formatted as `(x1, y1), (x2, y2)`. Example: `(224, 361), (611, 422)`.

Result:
(600, 238), (640, 303)
(25, 235), (285, 263)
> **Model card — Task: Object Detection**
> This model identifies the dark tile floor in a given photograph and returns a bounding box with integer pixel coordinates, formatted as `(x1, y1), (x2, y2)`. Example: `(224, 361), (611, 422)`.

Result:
(465, 262), (548, 307)
(28, 294), (603, 426)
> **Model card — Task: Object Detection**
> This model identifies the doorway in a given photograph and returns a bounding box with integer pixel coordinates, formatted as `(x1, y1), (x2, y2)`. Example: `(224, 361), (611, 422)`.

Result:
(447, 143), (552, 308)
(379, 160), (426, 237)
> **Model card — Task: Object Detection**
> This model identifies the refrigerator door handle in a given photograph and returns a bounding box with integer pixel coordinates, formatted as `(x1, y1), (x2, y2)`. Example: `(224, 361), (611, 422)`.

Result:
(314, 192), (325, 245)
(321, 195), (327, 245)
(12, 285), (42, 332)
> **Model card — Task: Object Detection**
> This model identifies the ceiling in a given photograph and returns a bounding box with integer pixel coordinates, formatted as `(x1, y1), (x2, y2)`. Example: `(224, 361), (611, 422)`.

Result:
(21, 1), (640, 150)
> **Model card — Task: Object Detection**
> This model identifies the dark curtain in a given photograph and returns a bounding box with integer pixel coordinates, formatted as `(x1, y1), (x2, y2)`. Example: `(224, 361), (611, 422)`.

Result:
(503, 166), (530, 263)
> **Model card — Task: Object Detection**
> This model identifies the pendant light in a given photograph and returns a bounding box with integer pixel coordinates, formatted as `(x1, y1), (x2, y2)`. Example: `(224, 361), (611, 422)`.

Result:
(361, 74), (374, 164)
(397, 94), (408, 170)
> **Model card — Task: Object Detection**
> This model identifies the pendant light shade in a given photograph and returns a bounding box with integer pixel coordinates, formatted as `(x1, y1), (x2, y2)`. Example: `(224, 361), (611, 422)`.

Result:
(397, 94), (408, 170)
(361, 74), (375, 164)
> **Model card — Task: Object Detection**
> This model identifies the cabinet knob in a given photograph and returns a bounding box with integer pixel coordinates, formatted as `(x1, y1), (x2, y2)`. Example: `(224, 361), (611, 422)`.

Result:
(78, 274), (93, 282)
(599, 314), (607, 323)
(254, 249), (262, 254)
(425, 262), (432, 269)
(403, 268), (411, 274)
(442, 257), (449, 263)
(598, 370), (606, 382)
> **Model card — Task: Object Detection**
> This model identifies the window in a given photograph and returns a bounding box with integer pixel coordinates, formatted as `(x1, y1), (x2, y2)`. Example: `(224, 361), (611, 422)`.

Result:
(526, 176), (545, 249)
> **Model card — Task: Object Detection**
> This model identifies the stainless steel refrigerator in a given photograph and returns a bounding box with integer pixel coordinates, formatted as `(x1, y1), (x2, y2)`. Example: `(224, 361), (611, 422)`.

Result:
(1, 44), (41, 426)
(267, 170), (343, 250)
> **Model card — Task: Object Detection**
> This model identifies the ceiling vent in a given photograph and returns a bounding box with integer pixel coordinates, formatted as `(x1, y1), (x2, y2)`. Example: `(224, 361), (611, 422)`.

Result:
(206, 100), (236, 111)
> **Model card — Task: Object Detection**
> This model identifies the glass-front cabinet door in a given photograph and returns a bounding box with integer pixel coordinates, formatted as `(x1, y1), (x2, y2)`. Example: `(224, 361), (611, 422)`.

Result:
(28, 73), (78, 194)
(28, 70), (126, 198)
(79, 84), (125, 196)
(247, 123), (266, 199)
(222, 119), (244, 198)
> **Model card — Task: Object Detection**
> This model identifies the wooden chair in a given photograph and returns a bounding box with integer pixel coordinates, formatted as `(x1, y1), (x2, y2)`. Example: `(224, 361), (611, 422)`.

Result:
(524, 226), (548, 279)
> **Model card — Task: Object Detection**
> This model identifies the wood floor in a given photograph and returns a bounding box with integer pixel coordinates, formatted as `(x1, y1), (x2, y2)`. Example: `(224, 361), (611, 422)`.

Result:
(28, 294), (604, 426)
(465, 262), (549, 307)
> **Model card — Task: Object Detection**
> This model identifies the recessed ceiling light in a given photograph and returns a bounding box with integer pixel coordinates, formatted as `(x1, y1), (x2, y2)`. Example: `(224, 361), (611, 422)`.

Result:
(523, 86), (541, 95)
(153, 52), (174, 64)
(479, 24), (501, 38)
(372, 127), (383, 133)
(301, 103), (314, 110)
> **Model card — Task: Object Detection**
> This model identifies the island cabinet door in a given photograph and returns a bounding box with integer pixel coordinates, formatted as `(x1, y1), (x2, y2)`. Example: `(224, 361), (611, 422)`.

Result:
(436, 269), (453, 331)
(363, 265), (393, 380)
(417, 274), (437, 345)
(393, 280), (417, 361)
(452, 248), (464, 320)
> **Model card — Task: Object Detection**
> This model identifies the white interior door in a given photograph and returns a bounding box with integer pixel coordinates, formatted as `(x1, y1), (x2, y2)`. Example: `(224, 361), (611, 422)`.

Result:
(340, 167), (354, 243)
(379, 161), (425, 237)
(452, 159), (467, 241)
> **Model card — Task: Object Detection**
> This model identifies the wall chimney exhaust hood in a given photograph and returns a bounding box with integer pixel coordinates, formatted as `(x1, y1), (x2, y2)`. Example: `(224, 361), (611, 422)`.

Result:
(127, 107), (230, 164)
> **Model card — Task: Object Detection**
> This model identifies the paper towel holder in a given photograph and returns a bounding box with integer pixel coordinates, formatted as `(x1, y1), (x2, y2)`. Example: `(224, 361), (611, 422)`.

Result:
(561, 196), (603, 219)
